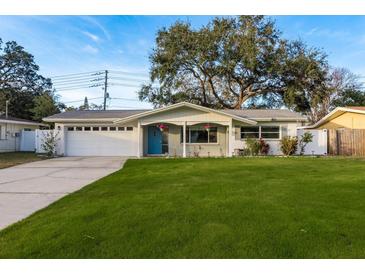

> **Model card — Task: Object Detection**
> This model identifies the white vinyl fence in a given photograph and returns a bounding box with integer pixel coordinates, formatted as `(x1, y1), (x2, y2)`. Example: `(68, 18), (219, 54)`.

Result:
(19, 130), (36, 152)
(296, 128), (328, 155)
(35, 129), (54, 154)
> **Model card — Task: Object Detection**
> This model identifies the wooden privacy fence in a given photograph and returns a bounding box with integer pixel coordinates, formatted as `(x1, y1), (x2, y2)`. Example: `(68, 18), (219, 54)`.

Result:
(328, 129), (365, 156)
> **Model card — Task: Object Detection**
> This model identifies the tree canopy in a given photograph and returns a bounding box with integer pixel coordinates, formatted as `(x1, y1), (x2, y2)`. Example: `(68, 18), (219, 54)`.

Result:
(0, 39), (62, 121)
(139, 16), (364, 122)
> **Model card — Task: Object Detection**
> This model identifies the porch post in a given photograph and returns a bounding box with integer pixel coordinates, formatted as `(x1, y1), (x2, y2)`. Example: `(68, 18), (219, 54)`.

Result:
(183, 121), (187, 158)
(228, 120), (234, 157)
(137, 121), (143, 158)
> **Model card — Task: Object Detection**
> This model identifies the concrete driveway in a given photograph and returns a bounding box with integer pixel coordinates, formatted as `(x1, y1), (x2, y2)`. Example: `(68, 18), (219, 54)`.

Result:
(0, 156), (127, 230)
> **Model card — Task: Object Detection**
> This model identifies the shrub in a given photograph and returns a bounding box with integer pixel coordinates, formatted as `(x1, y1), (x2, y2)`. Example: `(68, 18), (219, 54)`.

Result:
(280, 136), (298, 156)
(299, 132), (314, 155)
(245, 138), (260, 156)
(259, 139), (270, 155)
(245, 138), (270, 156)
(41, 131), (60, 157)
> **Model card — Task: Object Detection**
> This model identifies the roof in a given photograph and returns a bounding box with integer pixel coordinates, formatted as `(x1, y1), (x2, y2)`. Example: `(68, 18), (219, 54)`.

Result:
(222, 109), (307, 121)
(305, 106), (365, 129)
(43, 102), (306, 123)
(0, 115), (46, 126)
(44, 109), (149, 121)
(345, 106), (365, 111)
(112, 102), (257, 125)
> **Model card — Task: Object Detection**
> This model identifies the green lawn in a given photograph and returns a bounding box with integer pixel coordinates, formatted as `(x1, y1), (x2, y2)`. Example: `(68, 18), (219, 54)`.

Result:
(0, 152), (43, 169)
(0, 157), (364, 258)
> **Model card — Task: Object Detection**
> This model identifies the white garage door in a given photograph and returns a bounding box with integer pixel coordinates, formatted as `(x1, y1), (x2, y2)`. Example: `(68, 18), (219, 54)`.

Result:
(65, 127), (138, 156)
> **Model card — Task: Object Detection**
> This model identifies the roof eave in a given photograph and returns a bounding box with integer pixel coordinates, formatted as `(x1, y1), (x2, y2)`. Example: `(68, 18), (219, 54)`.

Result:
(113, 102), (257, 125)
(43, 118), (117, 123)
(0, 119), (46, 127)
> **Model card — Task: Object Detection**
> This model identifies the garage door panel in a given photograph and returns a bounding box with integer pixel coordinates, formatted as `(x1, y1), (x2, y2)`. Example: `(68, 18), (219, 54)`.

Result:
(66, 131), (137, 156)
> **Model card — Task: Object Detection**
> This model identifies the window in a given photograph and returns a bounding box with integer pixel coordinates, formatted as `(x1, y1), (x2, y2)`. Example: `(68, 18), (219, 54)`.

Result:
(180, 126), (218, 144)
(84, 127), (91, 131)
(109, 127), (116, 131)
(101, 127), (108, 131)
(118, 127), (125, 131)
(92, 127), (99, 131)
(23, 128), (32, 131)
(261, 126), (280, 139)
(241, 126), (259, 139)
(67, 127), (74, 131)
(241, 126), (280, 139)
(126, 127), (133, 131)
(75, 127), (83, 131)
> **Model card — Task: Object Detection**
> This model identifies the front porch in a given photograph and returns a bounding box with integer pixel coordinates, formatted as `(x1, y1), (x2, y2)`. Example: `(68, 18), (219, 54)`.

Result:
(140, 123), (230, 158)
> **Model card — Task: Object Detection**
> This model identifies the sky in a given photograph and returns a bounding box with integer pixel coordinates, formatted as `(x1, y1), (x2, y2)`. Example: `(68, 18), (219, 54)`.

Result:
(1, 15), (365, 109)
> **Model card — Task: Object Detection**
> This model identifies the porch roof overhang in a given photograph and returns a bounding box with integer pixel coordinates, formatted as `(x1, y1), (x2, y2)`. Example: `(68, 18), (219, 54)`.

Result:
(112, 102), (257, 126)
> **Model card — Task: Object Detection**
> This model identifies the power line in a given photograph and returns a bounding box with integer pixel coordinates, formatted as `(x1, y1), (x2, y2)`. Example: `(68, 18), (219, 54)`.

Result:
(55, 84), (103, 91)
(110, 97), (140, 101)
(52, 76), (104, 84)
(108, 76), (146, 83)
(108, 70), (148, 77)
(63, 97), (104, 104)
(54, 81), (103, 88)
(50, 70), (103, 79)
(108, 83), (142, 88)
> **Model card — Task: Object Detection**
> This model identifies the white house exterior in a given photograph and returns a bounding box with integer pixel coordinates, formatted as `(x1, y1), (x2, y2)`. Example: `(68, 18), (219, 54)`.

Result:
(43, 102), (307, 157)
(0, 116), (45, 153)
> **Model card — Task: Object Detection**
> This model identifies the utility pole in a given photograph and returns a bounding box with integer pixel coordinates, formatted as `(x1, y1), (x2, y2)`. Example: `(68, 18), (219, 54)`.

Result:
(103, 70), (108, 110)
(5, 100), (9, 118)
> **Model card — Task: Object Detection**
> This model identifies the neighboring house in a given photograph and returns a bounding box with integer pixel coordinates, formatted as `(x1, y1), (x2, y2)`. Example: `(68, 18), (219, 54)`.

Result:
(0, 115), (46, 153)
(306, 106), (365, 129)
(43, 102), (307, 157)
(303, 106), (365, 156)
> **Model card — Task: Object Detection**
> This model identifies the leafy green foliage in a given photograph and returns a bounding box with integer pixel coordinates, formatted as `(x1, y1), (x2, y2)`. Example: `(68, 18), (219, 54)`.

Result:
(299, 132), (314, 155)
(245, 138), (270, 155)
(0, 39), (61, 120)
(41, 131), (59, 157)
(280, 136), (298, 156)
(245, 138), (261, 156)
(31, 92), (64, 122)
(140, 16), (287, 109)
(258, 139), (270, 155)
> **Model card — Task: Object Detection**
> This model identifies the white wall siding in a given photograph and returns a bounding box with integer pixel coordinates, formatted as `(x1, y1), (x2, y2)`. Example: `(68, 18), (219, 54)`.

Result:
(0, 123), (38, 153)
(232, 121), (301, 155)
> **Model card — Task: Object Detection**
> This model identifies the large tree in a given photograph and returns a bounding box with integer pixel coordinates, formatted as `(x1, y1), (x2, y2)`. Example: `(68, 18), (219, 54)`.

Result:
(140, 16), (333, 112)
(31, 91), (65, 122)
(139, 16), (288, 109)
(0, 39), (60, 120)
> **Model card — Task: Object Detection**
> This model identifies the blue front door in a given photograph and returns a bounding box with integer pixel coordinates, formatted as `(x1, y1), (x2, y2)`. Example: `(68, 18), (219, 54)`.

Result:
(148, 126), (162, 154)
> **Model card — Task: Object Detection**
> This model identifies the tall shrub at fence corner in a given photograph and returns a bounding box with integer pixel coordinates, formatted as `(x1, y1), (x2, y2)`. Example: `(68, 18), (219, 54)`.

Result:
(280, 136), (298, 156)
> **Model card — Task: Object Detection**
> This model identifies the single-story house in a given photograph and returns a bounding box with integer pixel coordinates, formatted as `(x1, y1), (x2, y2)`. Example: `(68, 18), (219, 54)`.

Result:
(306, 106), (365, 129)
(0, 115), (46, 153)
(43, 102), (307, 157)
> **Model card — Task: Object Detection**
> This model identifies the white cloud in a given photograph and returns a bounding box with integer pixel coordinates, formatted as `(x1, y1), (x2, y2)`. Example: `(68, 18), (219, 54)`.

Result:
(79, 16), (111, 41)
(305, 27), (350, 39)
(82, 44), (99, 54)
(82, 31), (100, 42)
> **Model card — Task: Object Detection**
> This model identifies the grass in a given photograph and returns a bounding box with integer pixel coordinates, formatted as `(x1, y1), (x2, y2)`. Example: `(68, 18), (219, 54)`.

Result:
(0, 152), (43, 169)
(0, 157), (364, 258)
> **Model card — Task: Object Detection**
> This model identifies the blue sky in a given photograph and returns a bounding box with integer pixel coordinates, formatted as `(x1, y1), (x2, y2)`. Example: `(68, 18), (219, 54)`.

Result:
(1, 15), (365, 108)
